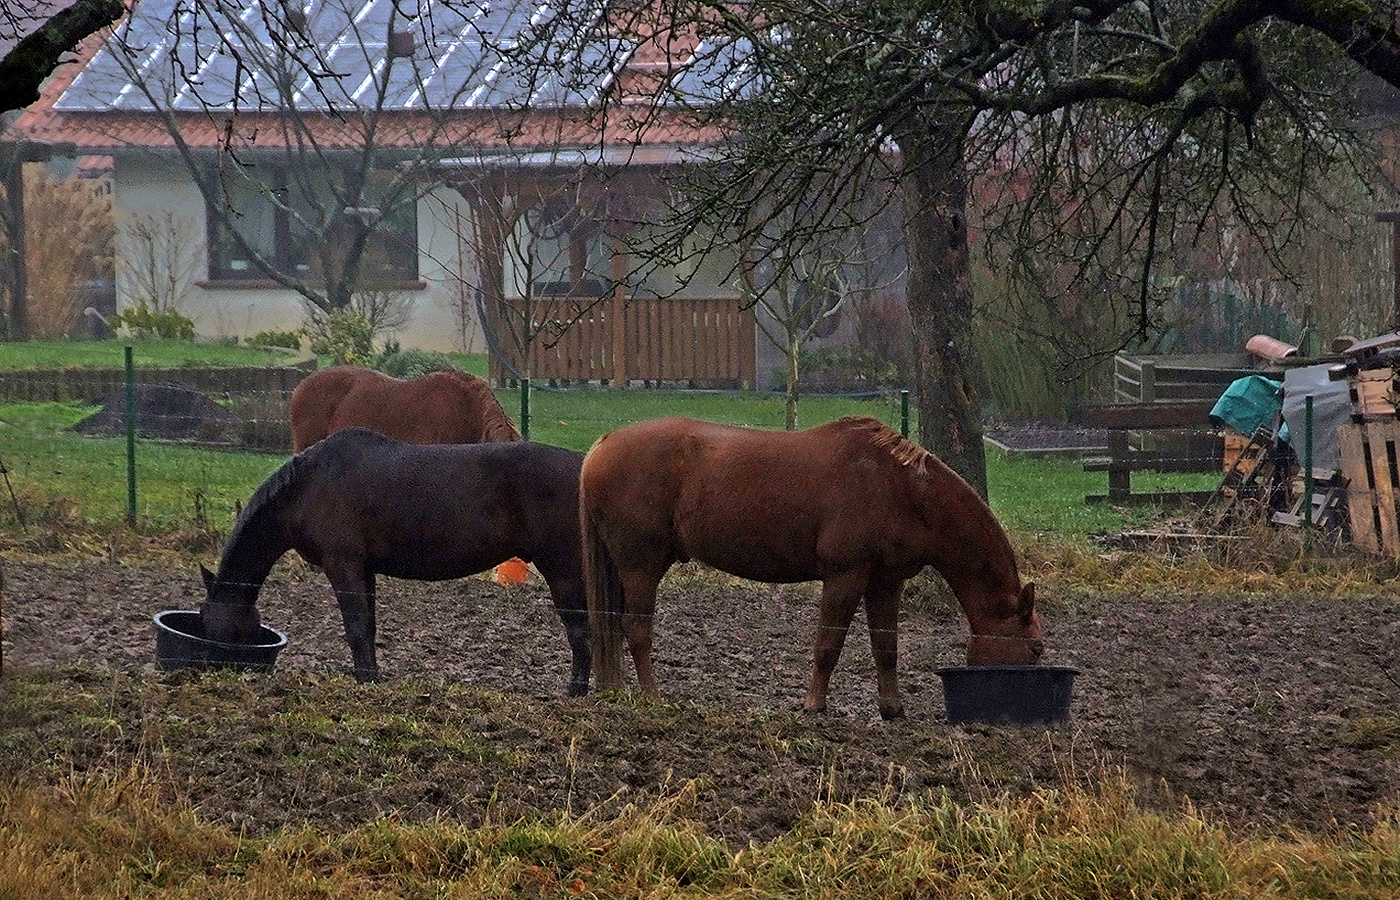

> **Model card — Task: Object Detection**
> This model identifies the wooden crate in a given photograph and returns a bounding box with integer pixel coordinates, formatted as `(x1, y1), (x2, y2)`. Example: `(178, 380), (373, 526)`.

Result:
(1348, 368), (1400, 420)
(1338, 421), (1400, 554)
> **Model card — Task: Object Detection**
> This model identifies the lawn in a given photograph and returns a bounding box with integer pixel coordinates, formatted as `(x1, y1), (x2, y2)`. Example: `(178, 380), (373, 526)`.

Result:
(0, 339), (1207, 541)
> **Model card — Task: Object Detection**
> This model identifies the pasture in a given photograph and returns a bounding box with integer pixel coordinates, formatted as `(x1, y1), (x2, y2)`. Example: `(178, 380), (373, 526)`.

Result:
(3, 344), (1400, 895)
(2, 551), (1400, 895)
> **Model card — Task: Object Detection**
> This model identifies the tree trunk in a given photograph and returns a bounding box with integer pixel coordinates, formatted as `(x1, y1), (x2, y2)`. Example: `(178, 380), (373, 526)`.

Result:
(898, 115), (988, 497)
(3, 158), (27, 339)
(786, 330), (800, 430)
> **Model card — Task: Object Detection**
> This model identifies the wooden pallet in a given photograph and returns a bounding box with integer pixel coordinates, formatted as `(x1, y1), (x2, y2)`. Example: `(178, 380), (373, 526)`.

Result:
(1270, 469), (1348, 532)
(1338, 421), (1400, 554)
(1349, 368), (1400, 421)
(1200, 426), (1274, 530)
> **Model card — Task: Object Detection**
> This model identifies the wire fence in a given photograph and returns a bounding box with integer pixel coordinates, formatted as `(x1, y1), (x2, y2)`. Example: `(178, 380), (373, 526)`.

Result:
(0, 355), (917, 534)
(5, 350), (1400, 562)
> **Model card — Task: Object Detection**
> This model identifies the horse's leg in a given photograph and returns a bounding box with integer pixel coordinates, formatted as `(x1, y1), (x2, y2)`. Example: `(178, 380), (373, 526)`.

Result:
(864, 573), (906, 721)
(538, 563), (590, 697)
(618, 569), (663, 694)
(325, 562), (379, 682)
(805, 570), (866, 714)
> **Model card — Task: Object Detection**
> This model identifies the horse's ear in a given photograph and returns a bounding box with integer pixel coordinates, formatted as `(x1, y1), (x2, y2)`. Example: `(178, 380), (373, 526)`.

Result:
(200, 564), (217, 591)
(1017, 582), (1036, 624)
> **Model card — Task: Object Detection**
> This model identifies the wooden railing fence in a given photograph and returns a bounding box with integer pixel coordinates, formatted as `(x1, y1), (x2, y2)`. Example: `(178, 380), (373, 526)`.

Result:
(489, 296), (756, 388)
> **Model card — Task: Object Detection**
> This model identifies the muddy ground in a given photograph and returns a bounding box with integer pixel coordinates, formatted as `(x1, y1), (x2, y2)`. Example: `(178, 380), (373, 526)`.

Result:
(3, 554), (1400, 845)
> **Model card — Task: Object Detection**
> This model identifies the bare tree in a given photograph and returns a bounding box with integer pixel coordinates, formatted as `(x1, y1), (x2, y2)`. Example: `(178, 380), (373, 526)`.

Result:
(558, 0), (1400, 495)
(0, 0), (123, 115)
(118, 208), (199, 315)
(741, 216), (901, 429)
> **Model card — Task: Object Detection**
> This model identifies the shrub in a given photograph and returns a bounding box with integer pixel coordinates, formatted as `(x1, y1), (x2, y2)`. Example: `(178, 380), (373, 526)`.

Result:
(305, 307), (374, 365)
(374, 346), (454, 377)
(247, 329), (304, 351)
(111, 299), (196, 341)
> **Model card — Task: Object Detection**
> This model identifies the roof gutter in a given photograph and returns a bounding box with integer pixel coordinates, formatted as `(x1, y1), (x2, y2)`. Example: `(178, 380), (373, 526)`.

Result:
(433, 144), (719, 169)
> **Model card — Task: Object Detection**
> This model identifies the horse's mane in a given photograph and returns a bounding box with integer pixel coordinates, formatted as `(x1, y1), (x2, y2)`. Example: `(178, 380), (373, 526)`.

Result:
(438, 367), (521, 442)
(229, 452), (303, 539)
(835, 415), (932, 475)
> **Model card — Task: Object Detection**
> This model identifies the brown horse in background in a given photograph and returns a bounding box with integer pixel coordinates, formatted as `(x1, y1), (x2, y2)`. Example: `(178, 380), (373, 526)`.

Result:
(579, 415), (1043, 720)
(289, 365), (520, 453)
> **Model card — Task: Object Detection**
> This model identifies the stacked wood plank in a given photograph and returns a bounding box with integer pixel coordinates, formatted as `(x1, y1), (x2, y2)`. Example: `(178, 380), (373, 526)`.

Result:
(1335, 333), (1400, 553)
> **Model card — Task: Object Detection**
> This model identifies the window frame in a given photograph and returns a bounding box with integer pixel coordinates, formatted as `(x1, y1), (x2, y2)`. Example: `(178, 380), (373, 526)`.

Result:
(205, 165), (419, 285)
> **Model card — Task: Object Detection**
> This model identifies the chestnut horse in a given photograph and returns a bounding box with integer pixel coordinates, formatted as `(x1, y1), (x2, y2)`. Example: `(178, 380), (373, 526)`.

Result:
(201, 428), (589, 694)
(289, 365), (520, 452)
(579, 415), (1042, 720)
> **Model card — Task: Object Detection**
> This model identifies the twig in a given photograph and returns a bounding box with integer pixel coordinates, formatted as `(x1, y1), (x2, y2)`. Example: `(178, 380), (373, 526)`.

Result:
(0, 456), (24, 530)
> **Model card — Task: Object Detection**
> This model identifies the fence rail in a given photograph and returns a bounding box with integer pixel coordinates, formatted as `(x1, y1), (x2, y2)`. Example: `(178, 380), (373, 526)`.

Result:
(489, 296), (757, 387)
(0, 362), (315, 403)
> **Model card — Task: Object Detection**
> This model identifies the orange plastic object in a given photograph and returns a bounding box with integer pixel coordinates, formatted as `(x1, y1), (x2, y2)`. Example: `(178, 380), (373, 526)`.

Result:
(495, 557), (529, 585)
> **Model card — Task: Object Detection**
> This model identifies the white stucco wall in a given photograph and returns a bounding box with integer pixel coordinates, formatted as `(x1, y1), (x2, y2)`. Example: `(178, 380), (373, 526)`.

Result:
(111, 156), (484, 353)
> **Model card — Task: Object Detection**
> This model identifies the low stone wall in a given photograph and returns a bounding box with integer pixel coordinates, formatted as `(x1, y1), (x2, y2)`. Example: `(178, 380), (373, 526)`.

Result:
(0, 360), (317, 403)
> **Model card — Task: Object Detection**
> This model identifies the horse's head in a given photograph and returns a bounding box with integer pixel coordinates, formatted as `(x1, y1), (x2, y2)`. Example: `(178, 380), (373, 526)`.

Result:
(966, 581), (1044, 665)
(199, 563), (262, 644)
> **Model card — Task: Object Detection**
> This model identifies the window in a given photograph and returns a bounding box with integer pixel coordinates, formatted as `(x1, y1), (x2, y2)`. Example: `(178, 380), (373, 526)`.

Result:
(507, 198), (609, 297)
(207, 165), (417, 283)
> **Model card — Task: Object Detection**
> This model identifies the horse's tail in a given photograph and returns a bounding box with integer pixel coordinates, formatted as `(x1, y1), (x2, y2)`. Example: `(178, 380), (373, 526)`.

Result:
(579, 470), (626, 690)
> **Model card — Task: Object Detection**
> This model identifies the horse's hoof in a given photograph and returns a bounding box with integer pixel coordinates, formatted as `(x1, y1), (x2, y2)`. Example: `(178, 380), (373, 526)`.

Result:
(877, 702), (906, 721)
(565, 681), (589, 698)
(352, 668), (382, 683)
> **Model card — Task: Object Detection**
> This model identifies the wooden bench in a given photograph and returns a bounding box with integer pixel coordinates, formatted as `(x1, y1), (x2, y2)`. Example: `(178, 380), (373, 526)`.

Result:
(1082, 400), (1223, 505)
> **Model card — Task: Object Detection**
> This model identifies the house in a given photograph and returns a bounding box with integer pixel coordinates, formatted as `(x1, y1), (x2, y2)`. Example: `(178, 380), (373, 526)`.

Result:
(8, 0), (783, 386)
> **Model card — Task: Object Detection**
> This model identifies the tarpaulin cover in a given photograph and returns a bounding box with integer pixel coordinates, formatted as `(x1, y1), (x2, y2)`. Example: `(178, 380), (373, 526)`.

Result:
(1209, 375), (1283, 436)
(1280, 364), (1353, 472)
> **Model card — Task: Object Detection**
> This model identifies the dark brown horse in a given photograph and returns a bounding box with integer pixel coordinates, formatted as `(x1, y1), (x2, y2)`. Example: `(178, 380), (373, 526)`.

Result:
(579, 415), (1042, 720)
(289, 365), (520, 452)
(289, 364), (527, 582)
(201, 428), (589, 694)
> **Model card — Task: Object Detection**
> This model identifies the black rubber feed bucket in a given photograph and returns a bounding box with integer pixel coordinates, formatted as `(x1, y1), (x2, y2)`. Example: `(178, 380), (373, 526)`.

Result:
(936, 665), (1079, 726)
(153, 610), (287, 672)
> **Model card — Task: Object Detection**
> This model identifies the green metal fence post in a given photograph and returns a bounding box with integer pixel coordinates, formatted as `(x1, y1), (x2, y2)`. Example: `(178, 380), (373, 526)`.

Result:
(900, 390), (910, 438)
(1304, 395), (1314, 542)
(124, 346), (137, 526)
(520, 377), (531, 441)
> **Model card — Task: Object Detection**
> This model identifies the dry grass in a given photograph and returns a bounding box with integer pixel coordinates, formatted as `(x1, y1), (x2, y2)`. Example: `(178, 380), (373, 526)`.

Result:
(19, 165), (113, 339)
(1014, 522), (1400, 603)
(2, 766), (1397, 899)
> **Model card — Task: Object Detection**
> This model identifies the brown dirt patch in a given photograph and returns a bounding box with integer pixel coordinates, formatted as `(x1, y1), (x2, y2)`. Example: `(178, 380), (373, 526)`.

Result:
(3, 555), (1399, 844)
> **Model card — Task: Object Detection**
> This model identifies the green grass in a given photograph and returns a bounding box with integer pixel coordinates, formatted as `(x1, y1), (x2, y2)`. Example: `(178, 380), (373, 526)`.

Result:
(520, 384), (913, 451)
(0, 343), (1223, 541)
(0, 341), (1232, 542)
(0, 399), (286, 540)
(0, 393), (1203, 543)
(986, 447), (1221, 536)
(0, 339), (307, 370)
